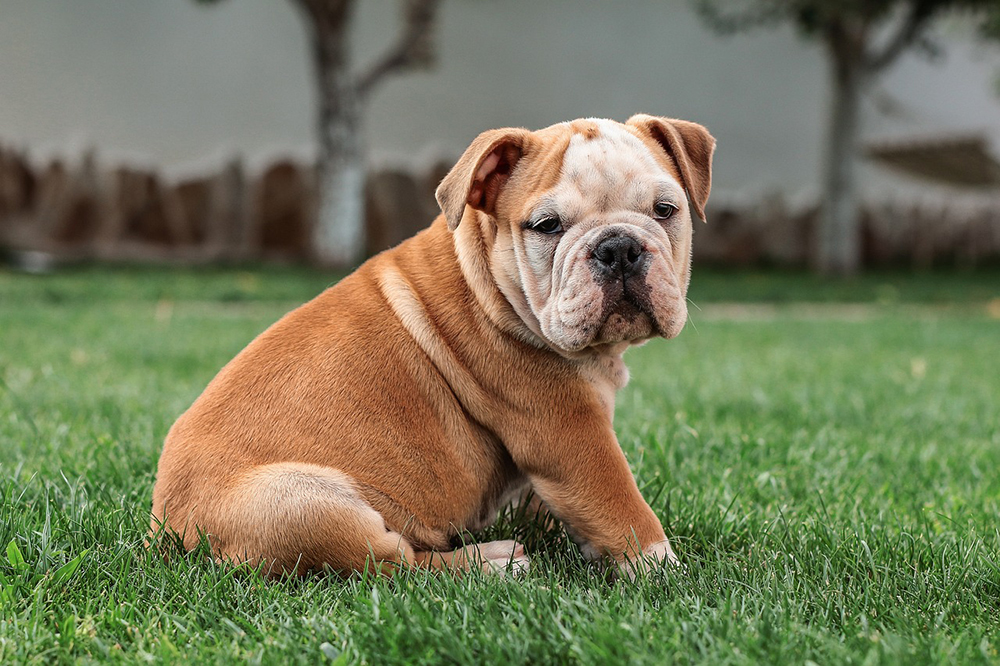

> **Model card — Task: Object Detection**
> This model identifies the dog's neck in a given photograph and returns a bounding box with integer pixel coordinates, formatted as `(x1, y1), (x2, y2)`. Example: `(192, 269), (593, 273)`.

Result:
(374, 215), (629, 428)
(448, 212), (632, 414)
(450, 212), (548, 350)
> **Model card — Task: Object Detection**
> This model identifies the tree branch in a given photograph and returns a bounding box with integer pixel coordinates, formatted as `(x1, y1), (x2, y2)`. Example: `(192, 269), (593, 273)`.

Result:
(865, 3), (935, 72)
(294, 0), (353, 31)
(693, 0), (788, 35)
(354, 0), (442, 98)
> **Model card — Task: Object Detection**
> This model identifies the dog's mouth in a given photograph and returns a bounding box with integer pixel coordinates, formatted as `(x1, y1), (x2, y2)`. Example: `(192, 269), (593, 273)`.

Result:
(535, 230), (687, 352)
(594, 298), (653, 344)
(592, 279), (657, 344)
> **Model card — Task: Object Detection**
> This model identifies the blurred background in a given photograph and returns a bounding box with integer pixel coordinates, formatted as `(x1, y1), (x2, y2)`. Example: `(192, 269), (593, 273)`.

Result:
(1, 0), (999, 274)
(4, 5), (1000, 661)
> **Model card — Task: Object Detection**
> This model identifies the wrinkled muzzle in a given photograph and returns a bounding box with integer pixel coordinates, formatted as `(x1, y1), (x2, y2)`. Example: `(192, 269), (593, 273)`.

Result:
(538, 223), (687, 352)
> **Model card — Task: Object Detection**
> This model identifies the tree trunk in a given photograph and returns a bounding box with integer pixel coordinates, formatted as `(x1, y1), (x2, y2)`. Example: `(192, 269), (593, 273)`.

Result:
(816, 46), (867, 277)
(314, 102), (365, 268)
(308, 15), (366, 269)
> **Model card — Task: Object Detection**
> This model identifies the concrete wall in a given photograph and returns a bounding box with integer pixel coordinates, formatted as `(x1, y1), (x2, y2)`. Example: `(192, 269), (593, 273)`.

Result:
(1, 0), (999, 197)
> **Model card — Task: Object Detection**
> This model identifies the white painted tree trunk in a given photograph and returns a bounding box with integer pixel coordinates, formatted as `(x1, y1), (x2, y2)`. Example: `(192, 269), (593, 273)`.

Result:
(293, 0), (441, 267)
(314, 109), (366, 268)
(817, 52), (867, 277)
(307, 11), (367, 269)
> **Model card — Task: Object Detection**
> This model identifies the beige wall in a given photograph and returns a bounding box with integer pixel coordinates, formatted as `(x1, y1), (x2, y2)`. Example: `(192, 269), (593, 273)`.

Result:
(1, 0), (998, 196)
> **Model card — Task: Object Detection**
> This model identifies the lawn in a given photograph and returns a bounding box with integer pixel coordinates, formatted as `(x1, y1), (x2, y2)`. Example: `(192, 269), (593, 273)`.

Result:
(1, 265), (998, 664)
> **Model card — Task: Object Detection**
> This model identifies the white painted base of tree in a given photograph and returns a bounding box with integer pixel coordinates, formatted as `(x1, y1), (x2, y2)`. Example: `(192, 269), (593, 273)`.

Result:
(312, 158), (366, 268)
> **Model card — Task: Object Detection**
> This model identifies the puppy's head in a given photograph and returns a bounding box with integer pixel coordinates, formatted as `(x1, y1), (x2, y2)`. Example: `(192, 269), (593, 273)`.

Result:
(436, 116), (714, 354)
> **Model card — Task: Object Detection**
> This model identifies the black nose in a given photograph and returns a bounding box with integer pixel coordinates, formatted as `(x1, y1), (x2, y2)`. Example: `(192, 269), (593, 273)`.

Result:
(591, 235), (645, 278)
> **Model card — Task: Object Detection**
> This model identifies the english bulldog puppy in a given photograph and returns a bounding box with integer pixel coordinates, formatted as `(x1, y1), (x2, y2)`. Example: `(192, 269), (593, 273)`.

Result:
(150, 115), (714, 577)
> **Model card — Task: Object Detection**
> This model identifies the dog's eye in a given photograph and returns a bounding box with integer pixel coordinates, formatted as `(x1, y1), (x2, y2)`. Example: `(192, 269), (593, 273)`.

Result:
(528, 216), (563, 234)
(653, 201), (677, 221)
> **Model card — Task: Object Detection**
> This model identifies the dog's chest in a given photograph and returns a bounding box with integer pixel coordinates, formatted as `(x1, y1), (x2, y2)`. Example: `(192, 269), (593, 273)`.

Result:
(577, 354), (628, 422)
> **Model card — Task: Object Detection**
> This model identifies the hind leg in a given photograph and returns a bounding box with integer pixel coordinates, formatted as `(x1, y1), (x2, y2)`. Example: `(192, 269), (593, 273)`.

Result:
(211, 462), (414, 576)
(209, 463), (528, 576)
(414, 540), (529, 576)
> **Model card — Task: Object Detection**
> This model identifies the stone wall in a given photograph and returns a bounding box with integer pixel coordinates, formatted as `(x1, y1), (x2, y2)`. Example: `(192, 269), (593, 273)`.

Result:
(697, 192), (1000, 269)
(0, 144), (453, 265)
(2, 144), (999, 268)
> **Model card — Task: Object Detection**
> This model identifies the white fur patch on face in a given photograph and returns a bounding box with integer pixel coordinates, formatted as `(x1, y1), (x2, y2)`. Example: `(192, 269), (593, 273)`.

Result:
(557, 119), (677, 209)
(511, 119), (692, 353)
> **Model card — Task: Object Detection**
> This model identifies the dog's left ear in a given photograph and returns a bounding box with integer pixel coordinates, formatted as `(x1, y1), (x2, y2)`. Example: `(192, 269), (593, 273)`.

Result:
(626, 114), (715, 223)
(436, 127), (532, 230)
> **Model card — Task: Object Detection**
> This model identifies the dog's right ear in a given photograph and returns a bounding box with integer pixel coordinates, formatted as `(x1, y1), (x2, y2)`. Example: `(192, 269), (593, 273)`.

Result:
(436, 128), (531, 230)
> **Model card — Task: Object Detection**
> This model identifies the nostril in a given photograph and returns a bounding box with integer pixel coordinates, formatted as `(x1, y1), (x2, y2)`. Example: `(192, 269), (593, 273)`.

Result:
(626, 246), (641, 265)
(594, 245), (615, 266)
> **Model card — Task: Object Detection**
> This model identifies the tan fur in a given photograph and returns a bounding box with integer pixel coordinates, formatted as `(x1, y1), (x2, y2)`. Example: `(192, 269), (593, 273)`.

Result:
(151, 116), (715, 577)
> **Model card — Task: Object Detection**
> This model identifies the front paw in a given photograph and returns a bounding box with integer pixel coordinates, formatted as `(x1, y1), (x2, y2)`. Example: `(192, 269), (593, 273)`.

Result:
(618, 539), (679, 581)
(644, 539), (679, 566)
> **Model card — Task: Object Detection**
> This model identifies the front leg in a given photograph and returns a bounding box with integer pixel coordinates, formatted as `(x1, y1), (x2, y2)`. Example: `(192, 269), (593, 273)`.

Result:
(506, 411), (677, 575)
(510, 485), (561, 533)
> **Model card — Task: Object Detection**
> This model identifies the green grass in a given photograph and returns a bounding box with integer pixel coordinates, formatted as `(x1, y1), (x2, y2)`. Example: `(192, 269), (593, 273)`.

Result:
(1, 265), (999, 664)
(1, 264), (998, 305)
